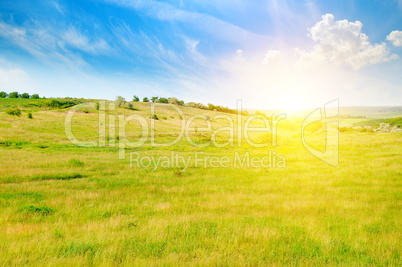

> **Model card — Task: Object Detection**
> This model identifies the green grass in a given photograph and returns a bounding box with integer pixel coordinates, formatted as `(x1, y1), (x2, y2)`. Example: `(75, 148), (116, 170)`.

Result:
(352, 117), (402, 128)
(0, 99), (401, 265)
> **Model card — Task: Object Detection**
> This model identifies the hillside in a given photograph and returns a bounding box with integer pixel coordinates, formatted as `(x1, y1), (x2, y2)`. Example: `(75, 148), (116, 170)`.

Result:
(0, 98), (401, 265)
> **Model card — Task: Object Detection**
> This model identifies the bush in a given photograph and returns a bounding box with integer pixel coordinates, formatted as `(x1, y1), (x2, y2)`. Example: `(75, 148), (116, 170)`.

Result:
(143, 97), (149, 102)
(6, 107), (21, 116)
(128, 103), (134, 110)
(115, 96), (126, 107)
(44, 99), (80, 109)
(168, 97), (179, 105)
(151, 114), (159, 120)
(159, 97), (168, 103)
(0, 91), (7, 98)
(133, 95), (139, 102)
(9, 91), (19, 98)
(186, 102), (207, 109)
(31, 94), (40, 99)
(151, 97), (159, 103)
(27, 112), (33, 119)
(21, 93), (30, 99)
(95, 102), (100, 110)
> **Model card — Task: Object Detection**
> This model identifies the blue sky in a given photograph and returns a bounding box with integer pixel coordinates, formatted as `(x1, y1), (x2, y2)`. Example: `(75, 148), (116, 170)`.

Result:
(0, 0), (401, 109)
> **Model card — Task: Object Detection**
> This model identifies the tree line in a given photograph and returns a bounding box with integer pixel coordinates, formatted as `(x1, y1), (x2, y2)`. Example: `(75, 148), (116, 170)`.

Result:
(127, 95), (248, 115)
(0, 91), (41, 99)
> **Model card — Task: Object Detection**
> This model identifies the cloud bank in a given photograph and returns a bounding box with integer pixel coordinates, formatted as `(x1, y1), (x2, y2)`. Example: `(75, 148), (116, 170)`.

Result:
(303, 14), (398, 70)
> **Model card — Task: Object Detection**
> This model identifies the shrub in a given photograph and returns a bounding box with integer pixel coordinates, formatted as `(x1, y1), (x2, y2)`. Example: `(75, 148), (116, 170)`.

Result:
(151, 97), (159, 103)
(44, 99), (80, 109)
(159, 97), (168, 103)
(133, 95), (139, 102)
(128, 103), (134, 110)
(178, 100), (184, 105)
(168, 97), (179, 105)
(143, 97), (149, 102)
(21, 93), (30, 99)
(83, 109), (89, 113)
(115, 96), (126, 107)
(0, 91), (7, 98)
(95, 102), (100, 110)
(9, 91), (19, 98)
(186, 102), (207, 109)
(151, 114), (159, 120)
(31, 94), (40, 99)
(6, 107), (21, 116)
(27, 112), (33, 119)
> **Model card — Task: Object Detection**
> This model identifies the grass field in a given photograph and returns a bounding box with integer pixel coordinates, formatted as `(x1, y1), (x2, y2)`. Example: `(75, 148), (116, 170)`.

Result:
(0, 99), (401, 266)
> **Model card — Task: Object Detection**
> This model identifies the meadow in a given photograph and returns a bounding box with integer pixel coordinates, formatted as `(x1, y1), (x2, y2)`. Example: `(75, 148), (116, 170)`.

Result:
(0, 98), (401, 266)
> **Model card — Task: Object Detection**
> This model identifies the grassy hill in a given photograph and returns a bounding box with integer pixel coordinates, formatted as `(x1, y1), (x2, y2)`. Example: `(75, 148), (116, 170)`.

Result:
(0, 98), (401, 265)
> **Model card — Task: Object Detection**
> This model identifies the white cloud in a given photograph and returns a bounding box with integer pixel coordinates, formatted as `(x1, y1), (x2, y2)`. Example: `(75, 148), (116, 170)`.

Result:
(305, 14), (397, 69)
(236, 49), (243, 55)
(0, 64), (34, 91)
(0, 20), (111, 69)
(263, 50), (281, 65)
(62, 27), (111, 54)
(387, 30), (402, 47)
(49, 0), (65, 15)
(105, 0), (270, 45)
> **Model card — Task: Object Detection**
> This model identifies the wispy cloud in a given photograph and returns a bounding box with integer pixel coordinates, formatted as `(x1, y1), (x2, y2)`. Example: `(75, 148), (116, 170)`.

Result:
(61, 27), (111, 55)
(104, 0), (270, 45)
(48, 0), (65, 15)
(0, 19), (112, 69)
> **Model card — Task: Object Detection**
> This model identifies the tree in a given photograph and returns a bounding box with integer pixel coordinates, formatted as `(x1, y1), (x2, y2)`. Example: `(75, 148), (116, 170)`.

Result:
(31, 94), (40, 99)
(178, 100), (184, 106)
(0, 91), (7, 98)
(133, 95), (139, 102)
(151, 97), (159, 103)
(159, 97), (168, 103)
(143, 97), (149, 102)
(21, 93), (30, 99)
(9, 91), (19, 98)
(128, 103), (134, 110)
(115, 96), (126, 108)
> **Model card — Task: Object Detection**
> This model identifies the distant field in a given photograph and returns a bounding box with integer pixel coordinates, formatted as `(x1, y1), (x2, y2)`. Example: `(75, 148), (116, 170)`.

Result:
(255, 106), (402, 119)
(0, 99), (401, 265)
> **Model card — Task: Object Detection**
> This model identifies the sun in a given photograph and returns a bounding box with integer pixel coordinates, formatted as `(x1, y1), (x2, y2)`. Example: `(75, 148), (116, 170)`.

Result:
(281, 97), (304, 111)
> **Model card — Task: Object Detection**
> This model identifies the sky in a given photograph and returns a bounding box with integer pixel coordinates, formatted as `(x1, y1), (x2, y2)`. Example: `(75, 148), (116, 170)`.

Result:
(0, 0), (401, 109)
